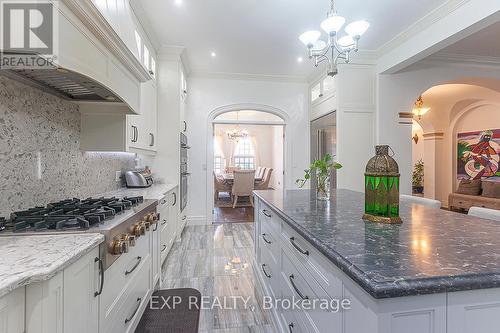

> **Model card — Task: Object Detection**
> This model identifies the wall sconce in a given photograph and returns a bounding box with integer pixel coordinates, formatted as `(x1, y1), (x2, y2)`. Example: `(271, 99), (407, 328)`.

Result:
(413, 133), (419, 144)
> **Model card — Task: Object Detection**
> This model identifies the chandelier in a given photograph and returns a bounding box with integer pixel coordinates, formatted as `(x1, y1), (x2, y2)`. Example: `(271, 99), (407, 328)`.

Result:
(226, 111), (248, 141)
(412, 95), (431, 120)
(299, 0), (369, 77)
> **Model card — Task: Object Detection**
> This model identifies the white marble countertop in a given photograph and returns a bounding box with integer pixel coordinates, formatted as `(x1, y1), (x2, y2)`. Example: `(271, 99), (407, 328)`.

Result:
(98, 183), (177, 201)
(0, 233), (104, 298)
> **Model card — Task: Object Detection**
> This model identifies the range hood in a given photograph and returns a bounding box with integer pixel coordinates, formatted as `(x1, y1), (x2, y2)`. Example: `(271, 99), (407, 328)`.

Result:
(1, 60), (122, 103)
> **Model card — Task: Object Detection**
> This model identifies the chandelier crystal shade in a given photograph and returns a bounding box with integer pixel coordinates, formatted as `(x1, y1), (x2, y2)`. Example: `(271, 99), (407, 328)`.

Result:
(299, 0), (369, 77)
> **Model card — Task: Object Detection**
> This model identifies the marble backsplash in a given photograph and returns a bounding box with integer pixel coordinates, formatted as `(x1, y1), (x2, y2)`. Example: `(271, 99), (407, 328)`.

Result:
(0, 76), (135, 216)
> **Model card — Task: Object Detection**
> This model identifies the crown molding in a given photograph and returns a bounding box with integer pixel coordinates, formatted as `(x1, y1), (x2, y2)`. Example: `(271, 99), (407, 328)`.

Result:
(376, 0), (470, 58)
(189, 71), (308, 83)
(425, 52), (500, 68)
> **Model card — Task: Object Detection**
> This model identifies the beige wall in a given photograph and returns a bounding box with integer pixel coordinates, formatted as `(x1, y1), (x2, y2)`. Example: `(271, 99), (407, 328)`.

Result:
(414, 83), (500, 206)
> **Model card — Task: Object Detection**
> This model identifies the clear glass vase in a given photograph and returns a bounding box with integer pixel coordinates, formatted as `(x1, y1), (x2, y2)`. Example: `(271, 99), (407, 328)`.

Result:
(316, 171), (331, 201)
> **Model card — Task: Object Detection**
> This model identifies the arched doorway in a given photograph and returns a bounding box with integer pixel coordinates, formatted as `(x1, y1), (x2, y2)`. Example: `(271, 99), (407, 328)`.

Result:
(407, 80), (500, 207)
(206, 104), (288, 223)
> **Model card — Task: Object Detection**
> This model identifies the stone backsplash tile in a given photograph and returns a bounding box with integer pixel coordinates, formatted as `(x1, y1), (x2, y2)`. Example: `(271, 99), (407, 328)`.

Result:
(0, 76), (135, 216)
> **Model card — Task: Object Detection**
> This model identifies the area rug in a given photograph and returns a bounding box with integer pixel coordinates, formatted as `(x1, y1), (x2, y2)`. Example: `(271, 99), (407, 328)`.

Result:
(135, 288), (201, 333)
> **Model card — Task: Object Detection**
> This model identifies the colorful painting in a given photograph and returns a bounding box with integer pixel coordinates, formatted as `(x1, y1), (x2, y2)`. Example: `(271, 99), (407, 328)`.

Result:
(457, 129), (500, 182)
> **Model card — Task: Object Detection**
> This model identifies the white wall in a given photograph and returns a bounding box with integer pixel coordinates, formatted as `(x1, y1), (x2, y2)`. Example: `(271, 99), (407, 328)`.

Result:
(185, 77), (309, 223)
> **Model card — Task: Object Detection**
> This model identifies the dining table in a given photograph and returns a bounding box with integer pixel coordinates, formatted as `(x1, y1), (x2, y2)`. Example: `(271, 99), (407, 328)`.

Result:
(221, 173), (263, 183)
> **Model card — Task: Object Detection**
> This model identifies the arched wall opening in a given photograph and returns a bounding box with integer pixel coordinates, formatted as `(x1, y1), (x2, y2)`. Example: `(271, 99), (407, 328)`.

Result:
(407, 81), (500, 207)
(206, 104), (288, 223)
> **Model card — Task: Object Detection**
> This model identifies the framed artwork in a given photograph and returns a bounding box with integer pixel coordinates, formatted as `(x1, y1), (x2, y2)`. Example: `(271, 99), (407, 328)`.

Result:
(457, 129), (500, 182)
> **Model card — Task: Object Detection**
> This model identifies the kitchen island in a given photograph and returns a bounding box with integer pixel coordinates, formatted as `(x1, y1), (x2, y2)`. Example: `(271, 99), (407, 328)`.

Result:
(253, 189), (500, 333)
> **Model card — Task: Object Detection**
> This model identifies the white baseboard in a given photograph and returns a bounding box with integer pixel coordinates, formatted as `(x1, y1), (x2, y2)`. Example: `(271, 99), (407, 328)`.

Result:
(187, 216), (210, 226)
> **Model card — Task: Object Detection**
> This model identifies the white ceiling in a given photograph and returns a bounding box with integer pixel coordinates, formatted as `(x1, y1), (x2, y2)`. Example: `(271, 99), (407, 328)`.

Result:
(436, 21), (500, 57)
(134, 0), (448, 78)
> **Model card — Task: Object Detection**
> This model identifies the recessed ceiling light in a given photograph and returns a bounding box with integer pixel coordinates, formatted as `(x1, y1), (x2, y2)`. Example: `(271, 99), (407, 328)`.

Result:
(211, 52), (217, 57)
(297, 57), (303, 63)
(174, 0), (182, 6)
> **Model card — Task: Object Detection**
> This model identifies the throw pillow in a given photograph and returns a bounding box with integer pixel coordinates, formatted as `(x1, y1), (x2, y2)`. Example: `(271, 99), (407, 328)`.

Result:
(456, 179), (482, 196)
(482, 181), (500, 199)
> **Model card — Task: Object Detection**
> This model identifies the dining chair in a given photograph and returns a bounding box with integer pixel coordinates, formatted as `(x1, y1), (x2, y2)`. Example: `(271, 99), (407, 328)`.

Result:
(468, 207), (500, 222)
(400, 195), (441, 209)
(232, 169), (256, 208)
(214, 172), (232, 201)
(256, 167), (263, 179)
(255, 168), (273, 190)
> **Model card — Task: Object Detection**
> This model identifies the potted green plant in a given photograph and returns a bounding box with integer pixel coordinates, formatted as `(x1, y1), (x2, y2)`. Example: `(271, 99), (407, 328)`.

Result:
(296, 154), (342, 201)
(412, 159), (424, 194)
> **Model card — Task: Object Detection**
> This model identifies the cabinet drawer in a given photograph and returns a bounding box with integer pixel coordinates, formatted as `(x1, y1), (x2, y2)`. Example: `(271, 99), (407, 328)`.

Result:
(101, 231), (150, 323)
(101, 255), (151, 333)
(258, 245), (280, 300)
(281, 251), (342, 333)
(259, 203), (280, 235)
(160, 222), (175, 265)
(281, 221), (343, 301)
(259, 225), (279, 266)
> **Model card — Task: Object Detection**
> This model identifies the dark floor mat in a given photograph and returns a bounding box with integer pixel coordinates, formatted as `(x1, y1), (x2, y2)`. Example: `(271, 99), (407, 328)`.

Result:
(135, 288), (201, 333)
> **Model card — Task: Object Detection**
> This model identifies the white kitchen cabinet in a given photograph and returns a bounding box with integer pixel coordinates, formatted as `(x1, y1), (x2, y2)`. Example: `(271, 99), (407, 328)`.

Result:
(26, 272), (64, 333)
(62, 248), (100, 333)
(254, 196), (449, 333)
(0, 287), (25, 333)
(23, 246), (100, 333)
(80, 77), (158, 154)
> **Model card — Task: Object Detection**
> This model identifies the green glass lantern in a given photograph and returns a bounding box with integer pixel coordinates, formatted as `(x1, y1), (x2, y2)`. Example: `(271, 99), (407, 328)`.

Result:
(363, 145), (402, 224)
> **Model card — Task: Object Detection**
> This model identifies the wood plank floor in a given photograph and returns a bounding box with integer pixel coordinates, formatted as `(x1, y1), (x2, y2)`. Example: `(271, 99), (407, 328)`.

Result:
(214, 207), (254, 224)
(161, 223), (274, 333)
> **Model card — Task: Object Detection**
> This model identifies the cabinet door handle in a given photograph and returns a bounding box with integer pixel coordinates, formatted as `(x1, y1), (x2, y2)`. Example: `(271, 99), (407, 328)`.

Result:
(290, 237), (309, 256)
(162, 219), (167, 226)
(94, 257), (104, 297)
(161, 199), (167, 205)
(262, 233), (271, 244)
(153, 222), (158, 231)
(288, 323), (294, 333)
(183, 120), (187, 132)
(262, 210), (271, 218)
(161, 244), (167, 252)
(149, 133), (154, 146)
(261, 264), (271, 278)
(125, 256), (142, 276)
(172, 192), (177, 206)
(289, 275), (309, 300)
(125, 297), (142, 324)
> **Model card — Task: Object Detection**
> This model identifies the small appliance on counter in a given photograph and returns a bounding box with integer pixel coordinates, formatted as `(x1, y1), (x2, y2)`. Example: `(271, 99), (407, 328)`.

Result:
(125, 169), (153, 188)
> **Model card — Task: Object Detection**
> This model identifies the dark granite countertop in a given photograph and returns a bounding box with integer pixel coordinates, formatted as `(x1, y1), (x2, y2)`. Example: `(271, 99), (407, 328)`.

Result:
(253, 189), (500, 299)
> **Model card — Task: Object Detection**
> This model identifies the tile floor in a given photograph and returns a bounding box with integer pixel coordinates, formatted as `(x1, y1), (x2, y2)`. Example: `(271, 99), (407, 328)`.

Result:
(214, 207), (254, 224)
(161, 223), (275, 333)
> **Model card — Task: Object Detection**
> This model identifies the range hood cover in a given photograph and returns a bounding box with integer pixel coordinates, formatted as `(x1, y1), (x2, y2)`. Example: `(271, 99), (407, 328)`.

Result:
(2, 66), (122, 102)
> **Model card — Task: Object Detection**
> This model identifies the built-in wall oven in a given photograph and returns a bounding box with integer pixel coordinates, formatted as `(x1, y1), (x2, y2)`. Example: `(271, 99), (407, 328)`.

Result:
(180, 133), (190, 212)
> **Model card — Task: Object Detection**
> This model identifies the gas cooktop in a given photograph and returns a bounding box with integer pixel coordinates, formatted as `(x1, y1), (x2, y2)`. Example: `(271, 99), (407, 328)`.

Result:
(0, 196), (145, 233)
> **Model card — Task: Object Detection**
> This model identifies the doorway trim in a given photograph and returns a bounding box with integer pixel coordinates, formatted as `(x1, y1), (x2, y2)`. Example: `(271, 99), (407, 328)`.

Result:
(206, 103), (289, 224)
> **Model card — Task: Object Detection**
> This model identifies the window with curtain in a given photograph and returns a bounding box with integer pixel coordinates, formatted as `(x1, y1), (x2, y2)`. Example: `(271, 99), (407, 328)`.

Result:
(214, 136), (225, 174)
(234, 138), (255, 170)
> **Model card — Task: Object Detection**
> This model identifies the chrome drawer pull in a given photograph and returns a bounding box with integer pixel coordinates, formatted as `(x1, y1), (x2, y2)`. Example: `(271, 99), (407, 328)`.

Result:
(162, 219), (167, 225)
(125, 297), (142, 324)
(161, 245), (167, 252)
(290, 237), (309, 256)
(288, 322), (294, 333)
(262, 233), (272, 244)
(261, 264), (271, 278)
(125, 256), (142, 276)
(289, 274), (309, 300)
(262, 210), (271, 218)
